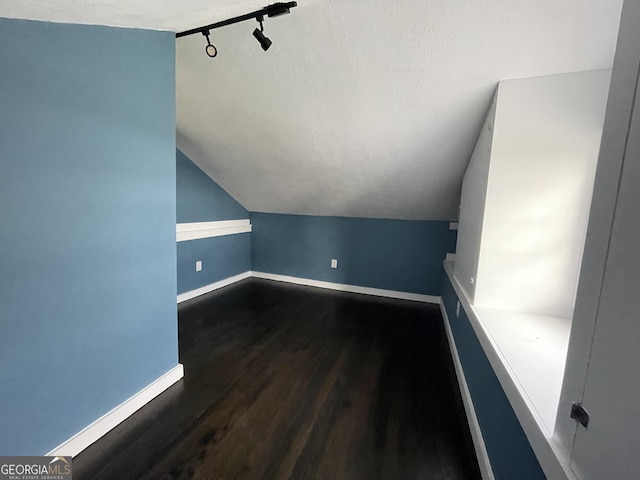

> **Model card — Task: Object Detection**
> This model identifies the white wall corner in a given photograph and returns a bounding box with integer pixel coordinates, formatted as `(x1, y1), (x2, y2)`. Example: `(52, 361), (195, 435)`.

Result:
(46, 364), (184, 458)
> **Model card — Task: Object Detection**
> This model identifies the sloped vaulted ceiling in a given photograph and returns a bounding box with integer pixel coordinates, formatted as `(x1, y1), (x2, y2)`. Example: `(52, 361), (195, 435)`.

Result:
(178, 0), (623, 220)
(1, 0), (623, 219)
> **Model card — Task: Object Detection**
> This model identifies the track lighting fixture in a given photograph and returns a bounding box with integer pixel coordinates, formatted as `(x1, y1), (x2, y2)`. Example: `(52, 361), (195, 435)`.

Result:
(202, 30), (217, 58)
(253, 16), (272, 52)
(176, 2), (297, 58)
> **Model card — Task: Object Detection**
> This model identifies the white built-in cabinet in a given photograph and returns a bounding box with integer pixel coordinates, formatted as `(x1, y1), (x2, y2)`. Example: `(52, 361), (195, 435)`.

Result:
(555, 1), (640, 478)
(451, 1), (640, 478)
(455, 68), (610, 439)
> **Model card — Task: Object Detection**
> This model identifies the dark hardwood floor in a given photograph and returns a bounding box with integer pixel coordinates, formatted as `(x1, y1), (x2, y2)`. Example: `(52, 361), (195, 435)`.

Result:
(73, 279), (480, 480)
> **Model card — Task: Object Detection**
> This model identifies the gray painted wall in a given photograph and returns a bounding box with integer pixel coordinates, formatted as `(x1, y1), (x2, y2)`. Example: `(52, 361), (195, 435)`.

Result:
(0, 18), (177, 455)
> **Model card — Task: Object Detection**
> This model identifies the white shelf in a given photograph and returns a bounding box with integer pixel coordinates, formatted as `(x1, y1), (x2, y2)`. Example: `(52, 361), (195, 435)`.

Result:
(474, 307), (571, 435)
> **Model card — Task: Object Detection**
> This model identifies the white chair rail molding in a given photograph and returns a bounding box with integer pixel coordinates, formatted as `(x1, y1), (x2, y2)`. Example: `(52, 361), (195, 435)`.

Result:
(176, 219), (252, 242)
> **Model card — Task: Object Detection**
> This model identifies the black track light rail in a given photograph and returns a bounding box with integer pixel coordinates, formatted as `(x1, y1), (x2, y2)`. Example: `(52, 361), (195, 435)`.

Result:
(176, 2), (297, 38)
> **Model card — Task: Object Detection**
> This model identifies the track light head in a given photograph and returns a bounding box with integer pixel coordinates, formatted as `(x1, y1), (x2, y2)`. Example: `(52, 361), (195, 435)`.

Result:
(202, 30), (217, 58)
(177, 2), (298, 56)
(253, 19), (272, 51)
(205, 43), (218, 58)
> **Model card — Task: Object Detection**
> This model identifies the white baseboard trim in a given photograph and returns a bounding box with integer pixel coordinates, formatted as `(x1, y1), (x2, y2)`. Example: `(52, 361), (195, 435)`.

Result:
(250, 271), (440, 304)
(439, 300), (495, 480)
(177, 271), (251, 303)
(46, 364), (184, 458)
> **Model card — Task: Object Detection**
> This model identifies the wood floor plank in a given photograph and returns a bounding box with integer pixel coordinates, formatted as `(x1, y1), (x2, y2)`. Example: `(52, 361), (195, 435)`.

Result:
(73, 279), (481, 480)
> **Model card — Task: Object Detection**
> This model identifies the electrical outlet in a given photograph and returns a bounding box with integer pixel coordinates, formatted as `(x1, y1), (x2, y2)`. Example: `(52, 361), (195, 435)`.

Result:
(196, 260), (202, 272)
(456, 301), (460, 318)
(331, 259), (338, 269)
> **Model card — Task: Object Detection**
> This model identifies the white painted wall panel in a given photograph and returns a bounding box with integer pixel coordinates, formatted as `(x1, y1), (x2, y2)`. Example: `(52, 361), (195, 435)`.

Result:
(454, 95), (496, 301)
(569, 55), (640, 479)
(555, 0), (640, 461)
(475, 71), (610, 318)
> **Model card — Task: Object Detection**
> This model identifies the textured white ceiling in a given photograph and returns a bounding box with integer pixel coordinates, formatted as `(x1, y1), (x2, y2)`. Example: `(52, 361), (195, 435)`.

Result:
(1, 0), (623, 220)
(176, 0), (623, 220)
(0, 0), (271, 32)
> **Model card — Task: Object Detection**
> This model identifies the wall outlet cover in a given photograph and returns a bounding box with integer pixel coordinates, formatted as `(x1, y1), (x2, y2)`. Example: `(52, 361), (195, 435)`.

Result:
(196, 260), (202, 272)
(331, 259), (338, 269)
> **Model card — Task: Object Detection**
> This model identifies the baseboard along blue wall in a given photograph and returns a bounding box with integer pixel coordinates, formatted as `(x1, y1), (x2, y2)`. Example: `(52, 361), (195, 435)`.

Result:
(176, 151), (251, 294)
(250, 213), (456, 296)
(441, 275), (546, 480)
(0, 19), (178, 455)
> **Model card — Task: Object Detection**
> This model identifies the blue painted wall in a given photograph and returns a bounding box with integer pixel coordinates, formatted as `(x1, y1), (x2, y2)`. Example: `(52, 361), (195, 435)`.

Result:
(178, 235), (251, 294)
(176, 150), (250, 294)
(0, 19), (178, 455)
(441, 274), (546, 479)
(250, 213), (456, 296)
(177, 149), (247, 223)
